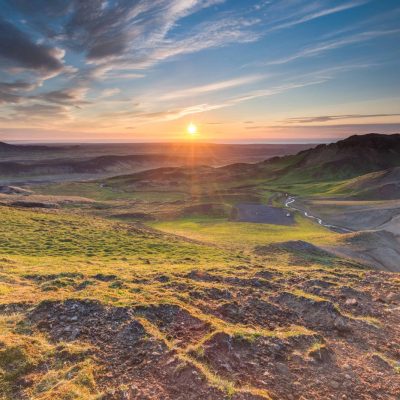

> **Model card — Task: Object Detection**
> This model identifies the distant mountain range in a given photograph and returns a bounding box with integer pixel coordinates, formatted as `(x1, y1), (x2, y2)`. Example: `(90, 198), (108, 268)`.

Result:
(0, 141), (56, 152)
(1, 134), (399, 190)
(0, 141), (314, 183)
(100, 134), (400, 200)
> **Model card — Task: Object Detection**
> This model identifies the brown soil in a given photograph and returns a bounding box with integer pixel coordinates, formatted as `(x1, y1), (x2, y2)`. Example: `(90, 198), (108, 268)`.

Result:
(4, 267), (400, 400)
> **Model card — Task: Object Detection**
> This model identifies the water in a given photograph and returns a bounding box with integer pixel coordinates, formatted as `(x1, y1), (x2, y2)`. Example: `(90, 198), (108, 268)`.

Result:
(284, 196), (353, 233)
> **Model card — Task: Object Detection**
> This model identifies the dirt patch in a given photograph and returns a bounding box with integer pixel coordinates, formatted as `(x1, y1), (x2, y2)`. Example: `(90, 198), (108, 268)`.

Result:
(186, 270), (277, 291)
(231, 204), (294, 225)
(272, 292), (352, 333)
(134, 304), (212, 346)
(255, 241), (333, 257)
(0, 302), (33, 315)
(0, 185), (32, 195)
(213, 297), (293, 329)
(195, 331), (322, 399)
(10, 200), (59, 208)
(181, 203), (229, 218)
(25, 300), (231, 400)
(190, 287), (233, 301)
(110, 212), (155, 221)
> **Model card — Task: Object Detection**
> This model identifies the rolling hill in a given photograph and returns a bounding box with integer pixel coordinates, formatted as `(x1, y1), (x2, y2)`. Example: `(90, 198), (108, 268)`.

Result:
(99, 134), (400, 192)
(265, 133), (400, 183)
(328, 167), (400, 200)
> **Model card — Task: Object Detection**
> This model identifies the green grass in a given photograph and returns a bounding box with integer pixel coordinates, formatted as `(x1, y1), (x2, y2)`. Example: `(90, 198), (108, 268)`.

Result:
(0, 206), (235, 265)
(35, 182), (186, 202)
(150, 214), (339, 249)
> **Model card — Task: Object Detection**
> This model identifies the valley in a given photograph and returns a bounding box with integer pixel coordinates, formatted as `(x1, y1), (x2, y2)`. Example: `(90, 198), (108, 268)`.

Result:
(0, 134), (399, 399)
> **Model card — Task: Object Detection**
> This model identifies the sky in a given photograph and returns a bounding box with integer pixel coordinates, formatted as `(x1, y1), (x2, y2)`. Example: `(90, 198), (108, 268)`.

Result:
(0, 0), (399, 143)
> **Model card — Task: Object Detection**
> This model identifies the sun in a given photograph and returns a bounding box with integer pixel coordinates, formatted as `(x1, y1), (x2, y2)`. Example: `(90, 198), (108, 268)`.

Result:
(187, 122), (198, 136)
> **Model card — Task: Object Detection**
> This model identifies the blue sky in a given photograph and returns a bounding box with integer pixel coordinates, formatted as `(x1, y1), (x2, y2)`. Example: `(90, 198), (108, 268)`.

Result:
(0, 0), (399, 142)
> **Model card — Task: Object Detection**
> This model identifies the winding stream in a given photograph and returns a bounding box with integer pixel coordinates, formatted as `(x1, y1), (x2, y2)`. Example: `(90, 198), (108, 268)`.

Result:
(284, 196), (353, 234)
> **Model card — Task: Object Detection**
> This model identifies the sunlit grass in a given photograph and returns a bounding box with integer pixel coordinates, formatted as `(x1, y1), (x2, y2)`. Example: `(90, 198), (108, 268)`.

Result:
(150, 214), (339, 249)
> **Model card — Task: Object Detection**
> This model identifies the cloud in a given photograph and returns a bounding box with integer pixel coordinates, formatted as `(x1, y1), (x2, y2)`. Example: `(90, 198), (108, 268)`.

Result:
(160, 75), (264, 100)
(10, 0), (228, 63)
(284, 113), (400, 124)
(108, 14), (262, 71)
(34, 87), (89, 106)
(101, 62), (377, 125)
(5, 103), (70, 120)
(0, 80), (40, 104)
(260, 29), (400, 66)
(265, 0), (370, 33)
(0, 0), (396, 136)
(105, 77), (327, 123)
(0, 17), (64, 75)
(100, 88), (121, 98)
(104, 72), (145, 80)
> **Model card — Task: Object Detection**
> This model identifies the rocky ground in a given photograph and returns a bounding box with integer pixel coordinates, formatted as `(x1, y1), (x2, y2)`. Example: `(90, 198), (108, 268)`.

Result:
(1, 246), (399, 400)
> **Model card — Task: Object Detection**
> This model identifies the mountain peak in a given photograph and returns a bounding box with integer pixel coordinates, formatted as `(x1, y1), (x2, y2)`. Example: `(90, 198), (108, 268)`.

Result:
(335, 133), (400, 149)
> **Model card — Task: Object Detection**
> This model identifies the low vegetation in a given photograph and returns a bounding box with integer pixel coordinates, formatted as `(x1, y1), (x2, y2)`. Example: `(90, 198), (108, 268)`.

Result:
(1, 134), (399, 399)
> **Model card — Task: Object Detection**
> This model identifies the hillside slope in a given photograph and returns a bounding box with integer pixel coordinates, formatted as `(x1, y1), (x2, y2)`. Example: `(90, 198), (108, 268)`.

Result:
(262, 133), (400, 183)
(328, 167), (400, 199)
(0, 206), (399, 400)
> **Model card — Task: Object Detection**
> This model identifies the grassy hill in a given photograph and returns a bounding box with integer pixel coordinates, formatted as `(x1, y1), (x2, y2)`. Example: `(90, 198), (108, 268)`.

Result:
(325, 167), (400, 199)
(260, 133), (400, 184)
(1, 135), (400, 399)
(0, 203), (398, 400)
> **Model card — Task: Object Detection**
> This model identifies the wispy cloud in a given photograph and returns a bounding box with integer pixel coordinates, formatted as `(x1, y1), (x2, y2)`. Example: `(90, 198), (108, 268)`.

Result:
(259, 29), (400, 66)
(264, 0), (371, 33)
(103, 62), (379, 124)
(0, 0), (398, 138)
(284, 113), (400, 124)
(160, 75), (265, 100)
(99, 88), (121, 99)
(105, 77), (329, 123)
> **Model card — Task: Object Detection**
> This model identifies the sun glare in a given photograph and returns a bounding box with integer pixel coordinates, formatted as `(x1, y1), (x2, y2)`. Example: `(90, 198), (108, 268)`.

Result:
(187, 122), (198, 136)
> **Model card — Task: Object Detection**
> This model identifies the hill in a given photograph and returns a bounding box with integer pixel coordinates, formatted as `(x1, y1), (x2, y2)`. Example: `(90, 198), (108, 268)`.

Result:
(0, 141), (69, 153)
(99, 134), (400, 194)
(328, 167), (400, 200)
(0, 134), (399, 399)
(265, 134), (400, 183)
(0, 206), (399, 400)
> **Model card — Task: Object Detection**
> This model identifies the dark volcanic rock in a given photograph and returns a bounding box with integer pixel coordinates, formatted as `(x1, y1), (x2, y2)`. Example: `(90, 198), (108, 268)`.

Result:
(273, 292), (352, 332)
(11, 201), (59, 209)
(255, 240), (333, 257)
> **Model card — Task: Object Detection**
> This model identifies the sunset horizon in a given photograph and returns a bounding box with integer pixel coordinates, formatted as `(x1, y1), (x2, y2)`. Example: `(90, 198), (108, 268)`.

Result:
(1, 0), (399, 142)
(0, 2), (399, 399)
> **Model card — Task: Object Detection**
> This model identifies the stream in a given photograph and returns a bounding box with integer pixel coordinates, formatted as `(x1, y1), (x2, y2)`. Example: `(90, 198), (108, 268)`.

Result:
(284, 196), (353, 234)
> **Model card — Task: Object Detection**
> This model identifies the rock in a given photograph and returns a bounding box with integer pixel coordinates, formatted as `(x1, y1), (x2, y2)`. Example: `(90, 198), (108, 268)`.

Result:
(345, 298), (358, 306)
(309, 345), (332, 363)
(0, 185), (33, 195)
(276, 362), (290, 375)
(11, 200), (58, 208)
(333, 316), (351, 333)
(274, 292), (352, 332)
(386, 292), (400, 303)
(330, 380), (340, 389)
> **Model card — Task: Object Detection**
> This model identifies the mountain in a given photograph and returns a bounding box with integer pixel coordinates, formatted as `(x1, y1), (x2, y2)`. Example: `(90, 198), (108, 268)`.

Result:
(263, 133), (400, 183)
(0, 141), (66, 152)
(100, 134), (400, 191)
(0, 154), (190, 178)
